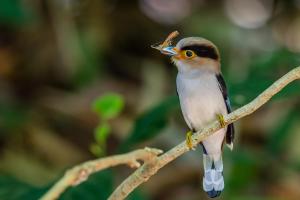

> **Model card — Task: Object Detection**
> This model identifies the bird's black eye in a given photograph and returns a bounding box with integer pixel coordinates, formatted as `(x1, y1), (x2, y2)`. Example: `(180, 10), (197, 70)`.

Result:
(184, 50), (195, 58)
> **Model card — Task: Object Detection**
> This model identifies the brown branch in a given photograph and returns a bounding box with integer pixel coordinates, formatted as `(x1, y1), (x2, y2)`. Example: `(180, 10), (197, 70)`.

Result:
(40, 67), (300, 200)
(40, 148), (163, 200)
(108, 66), (300, 200)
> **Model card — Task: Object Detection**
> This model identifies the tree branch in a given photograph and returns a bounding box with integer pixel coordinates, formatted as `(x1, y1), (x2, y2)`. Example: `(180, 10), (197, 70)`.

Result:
(108, 66), (300, 200)
(40, 148), (163, 200)
(40, 67), (300, 200)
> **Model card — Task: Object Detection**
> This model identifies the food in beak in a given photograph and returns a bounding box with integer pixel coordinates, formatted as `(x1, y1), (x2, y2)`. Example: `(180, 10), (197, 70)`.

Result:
(151, 30), (179, 56)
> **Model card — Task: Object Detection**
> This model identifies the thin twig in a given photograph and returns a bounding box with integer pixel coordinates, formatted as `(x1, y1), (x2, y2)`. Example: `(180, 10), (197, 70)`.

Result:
(108, 66), (300, 200)
(151, 30), (179, 51)
(40, 148), (163, 200)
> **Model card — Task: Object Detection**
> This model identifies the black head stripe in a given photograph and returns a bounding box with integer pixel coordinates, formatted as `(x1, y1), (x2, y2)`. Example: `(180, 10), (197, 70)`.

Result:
(181, 45), (219, 60)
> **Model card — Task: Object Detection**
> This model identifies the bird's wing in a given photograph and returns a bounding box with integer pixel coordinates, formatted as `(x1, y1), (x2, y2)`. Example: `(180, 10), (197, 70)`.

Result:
(216, 74), (234, 147)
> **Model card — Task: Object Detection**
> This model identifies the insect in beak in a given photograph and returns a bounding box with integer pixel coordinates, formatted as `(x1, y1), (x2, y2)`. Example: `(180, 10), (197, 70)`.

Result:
(151, 30), (180, 56)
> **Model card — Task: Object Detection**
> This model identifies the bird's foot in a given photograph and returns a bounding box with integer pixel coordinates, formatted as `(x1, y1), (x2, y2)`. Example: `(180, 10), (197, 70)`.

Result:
(217, 114), (226, 128)
(186, 131), (195, 150)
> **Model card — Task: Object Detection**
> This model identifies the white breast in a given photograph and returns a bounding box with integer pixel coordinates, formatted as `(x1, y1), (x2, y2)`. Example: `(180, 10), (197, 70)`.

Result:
(176, 69), (228, 155)
(176, 70), (227, 130)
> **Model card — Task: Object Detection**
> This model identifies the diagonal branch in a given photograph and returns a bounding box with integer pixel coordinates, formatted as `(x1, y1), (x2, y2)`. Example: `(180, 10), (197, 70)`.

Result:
(40, 148), (163, 200)
(108, 66), (300, 200)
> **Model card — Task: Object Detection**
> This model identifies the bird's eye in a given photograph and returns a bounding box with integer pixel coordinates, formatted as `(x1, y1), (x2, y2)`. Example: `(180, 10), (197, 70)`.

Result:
(184, 50), (195, 58)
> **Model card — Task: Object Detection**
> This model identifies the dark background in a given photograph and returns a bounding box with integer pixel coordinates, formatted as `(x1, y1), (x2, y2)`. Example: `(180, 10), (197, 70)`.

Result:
(1, 0), (300, 199)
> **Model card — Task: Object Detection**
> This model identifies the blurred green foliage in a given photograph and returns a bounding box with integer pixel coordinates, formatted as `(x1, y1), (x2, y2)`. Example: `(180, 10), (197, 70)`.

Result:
(59, 170), (113, 200)
(0, 0), (300, 199)
(0, 0), (33, 25)
(92, 94), (124, 120)
(120, 96), (179, 152)
(0, 170), (113, 200)
(0, 103), (28, 135)
(267, 109), (300, 155)
(91, 93), (125, 156)
(95, 122), (111, 144)
(229, 49), (300, 106)
(0, 176), (48, 200)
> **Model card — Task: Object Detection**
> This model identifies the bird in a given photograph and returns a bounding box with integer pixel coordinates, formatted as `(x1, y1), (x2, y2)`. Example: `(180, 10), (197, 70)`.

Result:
(158, 36), (234, 198)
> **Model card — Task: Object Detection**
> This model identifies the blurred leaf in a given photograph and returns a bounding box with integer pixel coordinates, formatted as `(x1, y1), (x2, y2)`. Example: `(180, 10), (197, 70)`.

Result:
(266, 109), (300, 154)
(228, 196), (282, 200)
(92, 93), (124, 120)
(89, 143), (105, 157)
(0, 176), (48, 200)
(92, 122), (111, 156)
(127, 188), (149, 200)
(286, 160), (300, 172)
(229, 49), (300, 107)
(0, 170), (113, 200)
(120, 96), (179, 151)
(0, 103), (28, 135)
(95, 122), (111, 144)
(59, 169), (113, 200)
(73, 31), (101, 87)
(226, 149), (261, 194)
(0, 0), (34, 25)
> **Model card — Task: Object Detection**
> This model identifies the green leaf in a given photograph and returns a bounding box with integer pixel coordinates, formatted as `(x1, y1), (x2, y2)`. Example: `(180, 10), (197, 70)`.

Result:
(94, 123), (111, 144)
(228, 196), (281, 200)
(0, 103), (28, 135)
(0, 170), (114, 200)
(89, 143), (105, 157)
(119, 96), (179, 152)
(225, 149), (261, 194)
(0, 176), (48, 200)
(59, 169), (113, 200)
(127, 188), (149, 200)
(228, 49), (300, 107)
(0, 0), (34, 26)
(266, 109), (300, 154)
(72, 30), (102, 87)
(92, 93), (124, 120)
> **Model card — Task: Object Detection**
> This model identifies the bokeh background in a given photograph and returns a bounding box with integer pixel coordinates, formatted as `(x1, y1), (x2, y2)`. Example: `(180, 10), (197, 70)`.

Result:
(1, 0), (300, 199)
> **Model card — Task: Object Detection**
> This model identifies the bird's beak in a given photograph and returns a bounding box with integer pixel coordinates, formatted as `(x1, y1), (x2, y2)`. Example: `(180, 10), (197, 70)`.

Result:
(161, 46), (178, 56)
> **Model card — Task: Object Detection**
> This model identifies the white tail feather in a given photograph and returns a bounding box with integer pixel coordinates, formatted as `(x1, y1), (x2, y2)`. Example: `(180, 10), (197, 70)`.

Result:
(203, 154), (224, 195)
(226, 142), (234, 151)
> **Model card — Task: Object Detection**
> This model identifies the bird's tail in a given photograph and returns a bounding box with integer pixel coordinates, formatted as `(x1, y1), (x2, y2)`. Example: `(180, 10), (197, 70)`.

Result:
(202, 154), (224, 198)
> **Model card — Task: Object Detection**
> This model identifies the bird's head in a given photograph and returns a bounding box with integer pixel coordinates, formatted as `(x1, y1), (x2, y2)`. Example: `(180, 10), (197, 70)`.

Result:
(161, 37), (221, 73)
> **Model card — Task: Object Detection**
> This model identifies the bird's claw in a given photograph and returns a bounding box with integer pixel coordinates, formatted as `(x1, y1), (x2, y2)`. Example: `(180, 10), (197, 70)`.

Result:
(217, 114), (226, 128)
(186, 131), (195, 150)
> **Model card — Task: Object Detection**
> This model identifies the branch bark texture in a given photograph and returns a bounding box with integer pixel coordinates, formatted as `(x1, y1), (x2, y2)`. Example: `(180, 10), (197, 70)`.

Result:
(40, 148), (163, 200)
(40, 67), (300, 200)
(108, 67), (300, 200)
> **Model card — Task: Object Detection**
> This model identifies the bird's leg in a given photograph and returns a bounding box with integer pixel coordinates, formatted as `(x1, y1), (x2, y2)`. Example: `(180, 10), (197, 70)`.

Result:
(186, 131), (195, 150)
(217, 114), (226, 128)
